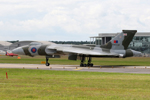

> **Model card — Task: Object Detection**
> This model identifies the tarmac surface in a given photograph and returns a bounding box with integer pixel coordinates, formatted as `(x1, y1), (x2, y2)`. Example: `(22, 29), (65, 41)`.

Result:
(0, 64), (150, 74)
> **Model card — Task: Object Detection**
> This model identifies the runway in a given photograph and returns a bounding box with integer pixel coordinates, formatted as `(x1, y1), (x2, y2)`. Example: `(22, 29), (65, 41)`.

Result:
(0, 64), (150, 74)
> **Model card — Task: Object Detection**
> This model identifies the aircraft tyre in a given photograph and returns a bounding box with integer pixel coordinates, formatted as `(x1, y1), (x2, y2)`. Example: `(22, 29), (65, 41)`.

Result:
(80, 64), (83, 67)
(87, 63), (93, 67)
(80, 64), (86, 67)
(46, 63), (50, 66)
(90, 64), (93, 67)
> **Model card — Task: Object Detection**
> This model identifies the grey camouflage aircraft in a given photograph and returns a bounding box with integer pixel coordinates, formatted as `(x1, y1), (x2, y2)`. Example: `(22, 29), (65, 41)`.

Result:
(12, 30), (141, 67)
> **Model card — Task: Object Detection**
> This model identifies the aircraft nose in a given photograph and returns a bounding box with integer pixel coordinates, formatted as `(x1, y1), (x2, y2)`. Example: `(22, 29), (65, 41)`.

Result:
(12, 47), (25, 55)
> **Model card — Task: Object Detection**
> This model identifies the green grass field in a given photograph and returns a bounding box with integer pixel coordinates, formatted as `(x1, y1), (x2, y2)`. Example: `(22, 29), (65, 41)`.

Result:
(0, 55), (150, 66)
(0, 69), (150, 100)
(1, 56), (150, 99)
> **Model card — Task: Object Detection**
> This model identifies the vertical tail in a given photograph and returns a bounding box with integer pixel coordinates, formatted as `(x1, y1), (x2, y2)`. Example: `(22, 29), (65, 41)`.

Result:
(6, 52), (7, 56)
(101, 30), (137, 50)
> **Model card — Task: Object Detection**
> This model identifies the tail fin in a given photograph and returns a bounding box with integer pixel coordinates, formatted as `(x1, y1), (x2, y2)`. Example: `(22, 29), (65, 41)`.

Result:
(101, 30), (137, 50)
(6, 52), (7, 55)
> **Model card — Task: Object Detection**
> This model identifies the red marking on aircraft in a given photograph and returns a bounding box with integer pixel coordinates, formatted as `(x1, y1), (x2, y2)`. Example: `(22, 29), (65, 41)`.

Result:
(31, 47), (37, 53)
(32, 49), (36, 52)
(114, 40), (118, 43)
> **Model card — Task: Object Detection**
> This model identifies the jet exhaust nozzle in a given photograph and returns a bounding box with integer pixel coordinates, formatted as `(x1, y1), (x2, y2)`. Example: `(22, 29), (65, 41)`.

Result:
(119, 54), (125, 58)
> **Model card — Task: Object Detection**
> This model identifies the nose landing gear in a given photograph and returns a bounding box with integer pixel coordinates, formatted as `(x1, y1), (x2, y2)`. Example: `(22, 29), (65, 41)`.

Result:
(46, 56), (50, 66)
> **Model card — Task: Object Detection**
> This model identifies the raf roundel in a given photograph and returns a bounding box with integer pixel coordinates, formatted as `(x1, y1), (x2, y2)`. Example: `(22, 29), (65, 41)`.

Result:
(31, 47), (37, 53)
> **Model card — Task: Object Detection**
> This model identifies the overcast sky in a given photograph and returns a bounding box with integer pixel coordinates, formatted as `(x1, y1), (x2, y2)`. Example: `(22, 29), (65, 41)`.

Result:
(0, 0), (150, 41)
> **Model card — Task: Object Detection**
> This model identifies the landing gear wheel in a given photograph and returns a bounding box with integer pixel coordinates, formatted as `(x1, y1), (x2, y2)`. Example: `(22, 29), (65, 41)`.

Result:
(83, 64), (87, 67)
(80, 63), (83, 67)
(90, 64), (93, 67)
(87, 63), (90, 67)
(46, 62), (50, 66)
(80, 64), (87, 67)
(87, 63), (93, 67)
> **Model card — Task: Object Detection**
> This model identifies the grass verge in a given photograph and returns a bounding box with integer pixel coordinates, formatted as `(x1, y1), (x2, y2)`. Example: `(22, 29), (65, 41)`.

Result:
(0, 69), (150, 100)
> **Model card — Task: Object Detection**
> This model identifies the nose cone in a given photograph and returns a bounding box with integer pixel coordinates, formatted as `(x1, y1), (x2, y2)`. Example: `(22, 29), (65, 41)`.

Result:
(12, 47), (25, 55)
(131, 50), (142, 57)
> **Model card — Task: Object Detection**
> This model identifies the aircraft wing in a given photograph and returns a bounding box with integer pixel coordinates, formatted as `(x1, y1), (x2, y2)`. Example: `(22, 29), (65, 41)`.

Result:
(47, 45), (118, 56)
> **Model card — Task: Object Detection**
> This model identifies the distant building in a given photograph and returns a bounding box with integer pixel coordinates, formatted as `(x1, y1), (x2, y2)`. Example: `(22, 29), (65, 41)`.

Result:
(90, 32), (150, 53)
(0, 41), (12, 51)
(9, 41), (35, 50)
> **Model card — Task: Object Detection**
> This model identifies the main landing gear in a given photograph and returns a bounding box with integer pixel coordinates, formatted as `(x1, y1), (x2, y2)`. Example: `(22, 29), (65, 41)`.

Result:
(80, 55), (93, 67)
(45, 55), (93, 67)
(46, 56), (50, 66)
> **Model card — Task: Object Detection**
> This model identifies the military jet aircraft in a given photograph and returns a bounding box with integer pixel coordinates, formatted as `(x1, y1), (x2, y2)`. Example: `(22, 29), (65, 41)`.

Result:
(12, 30), (141, 67)
(6, 52), (18, 57)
